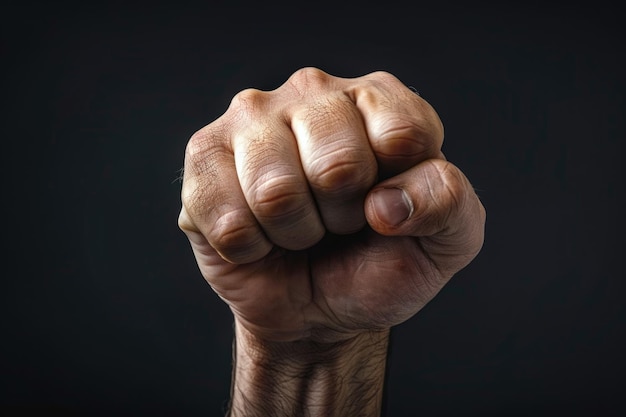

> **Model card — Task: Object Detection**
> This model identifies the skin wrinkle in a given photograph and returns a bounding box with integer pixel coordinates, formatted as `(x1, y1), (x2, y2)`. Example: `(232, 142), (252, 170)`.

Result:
(183, 130), (237, 224)
(233, 273), (308, 338)
(428, 160), (467, 237)
(210, 211), (260, 248)
(292, 94), (366, 142)
(374, 117), (436, 156)
(413, 251), (447, 304)
(307, 253), (344, 334)
(288, 94), (376, 235)
(423, 161), (448, 230)
(229, 325), (388, 417)
(420, 177), (485, 276)
(355, 248), (433, 327)
(440, 176), (464, 236)
(308, 150), (373, 195)
(207, 208), (269, 263)
(235, 130), (294, 195)
(178, 68), (486, 417)
(346, 219), (443, 300)
(358, 75), (444, 145)
(352, 73), (419, 115)
(248, 174), (311, 219)
(305, 96), (348, 126)
(308, 231), (434, 331)
(233, 123), (326, 248)
(309, 295), (345, 339)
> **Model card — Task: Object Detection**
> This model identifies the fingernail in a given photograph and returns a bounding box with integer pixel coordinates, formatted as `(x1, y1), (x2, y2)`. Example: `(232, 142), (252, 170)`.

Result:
(371, 187), (413, 226)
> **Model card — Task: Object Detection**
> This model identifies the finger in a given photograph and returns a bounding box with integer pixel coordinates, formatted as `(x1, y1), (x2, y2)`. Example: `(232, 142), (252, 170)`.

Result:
(179, 124), (273, 264)
(178, 207), (239, 277)
(348, 71), (445, 176)
(285, 68), (378, 234)
(232, 95), (325, 250)
(364, 158), (486, 275)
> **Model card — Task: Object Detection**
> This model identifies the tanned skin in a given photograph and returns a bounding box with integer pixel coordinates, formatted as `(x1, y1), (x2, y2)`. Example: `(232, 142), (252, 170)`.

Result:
(178, 67), (486, 416)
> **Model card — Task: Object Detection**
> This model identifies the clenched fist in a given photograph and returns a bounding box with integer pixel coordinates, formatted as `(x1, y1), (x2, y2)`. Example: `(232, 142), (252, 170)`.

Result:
(178, 67), (485, 416)
(179, 67), (485, 345)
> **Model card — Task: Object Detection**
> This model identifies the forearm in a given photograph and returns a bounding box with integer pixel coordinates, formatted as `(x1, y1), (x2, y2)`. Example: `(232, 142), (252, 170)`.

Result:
(227, 320), (390, 417)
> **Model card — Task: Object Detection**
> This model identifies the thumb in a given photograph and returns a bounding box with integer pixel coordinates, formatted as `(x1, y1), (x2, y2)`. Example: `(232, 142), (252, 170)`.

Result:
(365, 159), (486, 274)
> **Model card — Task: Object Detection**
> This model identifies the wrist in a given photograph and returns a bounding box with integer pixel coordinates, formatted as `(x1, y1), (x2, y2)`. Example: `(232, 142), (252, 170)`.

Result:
(228, 319), (390, 417)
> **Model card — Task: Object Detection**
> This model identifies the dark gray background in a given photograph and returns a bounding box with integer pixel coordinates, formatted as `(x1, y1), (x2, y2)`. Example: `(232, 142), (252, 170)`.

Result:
(2, 2), (624, 416)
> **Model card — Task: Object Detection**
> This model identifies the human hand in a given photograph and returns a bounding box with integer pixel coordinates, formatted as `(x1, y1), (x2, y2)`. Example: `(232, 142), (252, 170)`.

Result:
(178, 67), (486, 344)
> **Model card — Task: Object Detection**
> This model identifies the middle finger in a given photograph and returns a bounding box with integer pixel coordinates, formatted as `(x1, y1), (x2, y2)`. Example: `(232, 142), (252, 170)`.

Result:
(289, 91), (378, 234)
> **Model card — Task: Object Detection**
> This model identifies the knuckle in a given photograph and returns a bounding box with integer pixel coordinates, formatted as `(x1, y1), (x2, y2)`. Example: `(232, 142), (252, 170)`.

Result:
(309, 151), (375, 196)
(185, 128), (210, 160)
(354, 80), (394, 111)
(249, 175), (308, 220)
(229, 88), (268, 116)
(181, 147), (230, 214)
(356, 73), (444, 148)
(287, 67), (330, 94)
(293, 95), (356, 134)
(368, 70), (400, 84)
(376, 116), (439, 156)
(184, 124), (230, 171)
(180, 180), (210, 222)
(208, 209), (263, 255)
